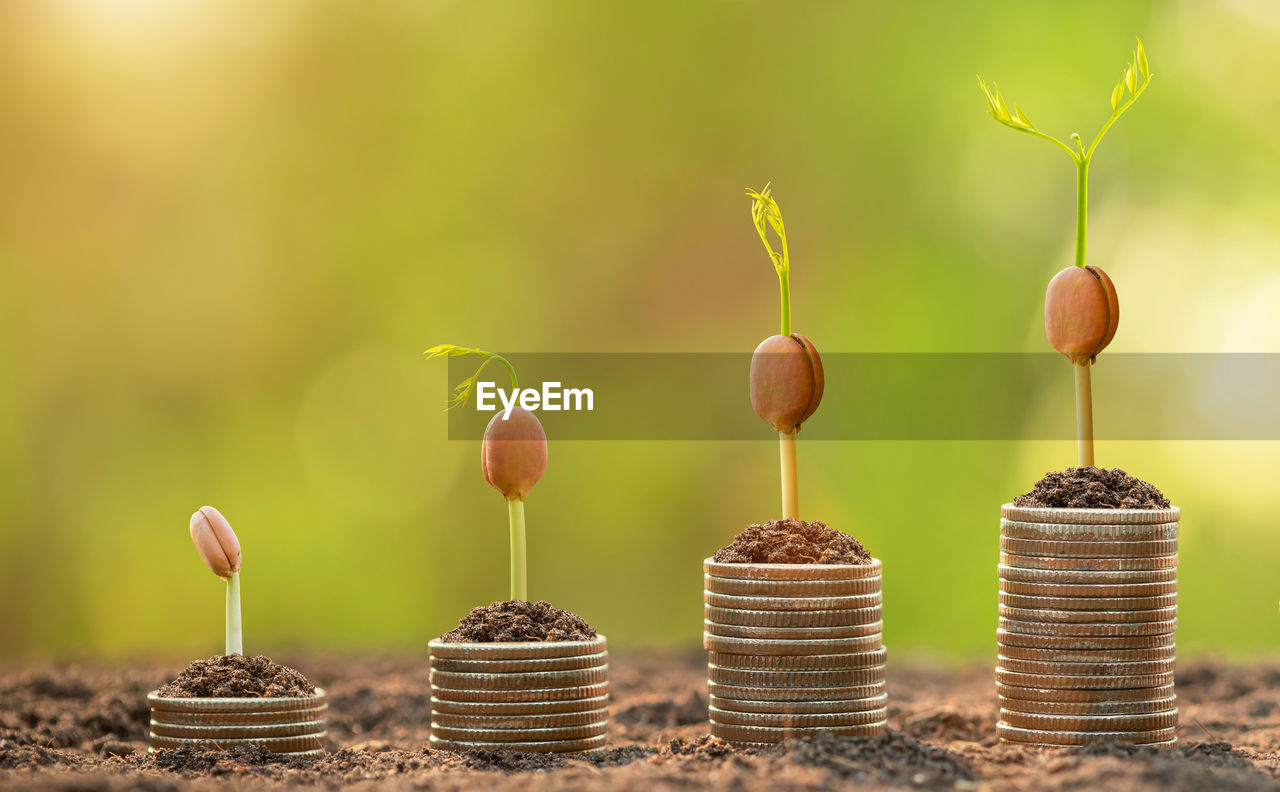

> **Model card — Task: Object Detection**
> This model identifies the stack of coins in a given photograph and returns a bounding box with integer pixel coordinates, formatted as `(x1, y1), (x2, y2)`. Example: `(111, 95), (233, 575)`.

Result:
(147, 689), (328, 756)
(428, 637), (609, 753)
(997, 504), (1180, 747)
(703, 558), (886, 746)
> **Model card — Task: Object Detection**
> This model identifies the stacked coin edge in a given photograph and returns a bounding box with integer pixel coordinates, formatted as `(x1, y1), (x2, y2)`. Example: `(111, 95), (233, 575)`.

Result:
(428, 636), (610, 753)
(703, 557), (886, 747)
(147, 689), (328, 756)
(997, 504), (1180, 747)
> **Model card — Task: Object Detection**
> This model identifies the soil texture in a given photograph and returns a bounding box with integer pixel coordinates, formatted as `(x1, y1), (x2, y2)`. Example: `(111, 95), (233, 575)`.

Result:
(439, 600), (597, 643)
(156, 655), (316, 699)
(3, 653), (1279, 791)
(714, 518), (871, 564)
(1014, 466), (1172, 509)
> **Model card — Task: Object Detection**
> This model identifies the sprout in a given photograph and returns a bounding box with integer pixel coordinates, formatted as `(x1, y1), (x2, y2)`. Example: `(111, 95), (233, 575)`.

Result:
(189, 506), (242, 655)
(979, 38), (1151, 467)
(746, 184), (824, 520)
(426, 345), (546, 601)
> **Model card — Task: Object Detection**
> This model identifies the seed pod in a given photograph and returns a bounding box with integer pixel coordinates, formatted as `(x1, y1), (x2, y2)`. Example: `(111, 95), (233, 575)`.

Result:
(481, 407), (547, 501)
(1045, 265), (1119, 364)
(749, 334), (825, 433)
(189, 506), (241, 579)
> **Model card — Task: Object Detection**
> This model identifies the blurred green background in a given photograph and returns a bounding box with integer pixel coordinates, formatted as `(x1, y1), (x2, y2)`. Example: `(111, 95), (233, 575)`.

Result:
(2, 0), (1278, 659)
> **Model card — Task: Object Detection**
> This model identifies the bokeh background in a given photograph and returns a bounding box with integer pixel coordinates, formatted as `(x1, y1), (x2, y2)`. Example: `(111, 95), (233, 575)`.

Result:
(2, 0), (1278, 659)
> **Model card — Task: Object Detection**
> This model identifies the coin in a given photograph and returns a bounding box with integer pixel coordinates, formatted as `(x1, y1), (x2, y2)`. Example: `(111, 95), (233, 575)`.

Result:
(430, 722), (608, 742)
(709, 693), (888, 714)
(428, 638), (607, 660)
(999, 708), (1178, 731)
(707, 665), (885, 688)
(431, 709), (609, 730)
(430, 694), (610, 716)
(708, 707), (888, 728)
(710, 721), (886, 743)
(704, 621), (883, 640)
(999, 606), (1177, 624)
(148, 732), (327, 753)
(1000, 505), (1180, 525)
(703, 559), (881, 580)
(1000, 554), (1177, 572)
(149, 720), (326, 739)
(148, 706), (330, 726)
(707, 682), (883, 702)
(995, 669), (1174, 690)
(430, 682), (610, 703)
(996, 683), (1174, 703)
(431, 652), (608, 673)
(703, 632), (883, 656)
(997, 723), (1176, 746)
(704, 574), (882, 597)
(147, 689), (328, 714)
(428, 734), (606, 753)
(998, 579), (1178, 597)
(996, 629), (1175, 650)
(998, 617), (1177, 638)
(430, 667), (609, 691)
(704, 592), (882, 612)
(996, 644), (1175, 662)
(704, 605), (882, 628)
(997, 565), (1177, 584)
(1001, 537), (1178, 558)
(996, 657), (1175, 676)
(707, 648), (887, 671)
(998, 593), (1177, 611)
(999, 520), (1179, 541)
(997, 696), (1176, 716)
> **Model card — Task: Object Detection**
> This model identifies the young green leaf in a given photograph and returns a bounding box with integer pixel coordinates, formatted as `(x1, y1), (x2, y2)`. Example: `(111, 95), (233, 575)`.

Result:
(424, 345), (519, 410)
(1110, 80), (1123, 110)
(1137, 38), (1149, 79)
(1125, 65), (1136, 93)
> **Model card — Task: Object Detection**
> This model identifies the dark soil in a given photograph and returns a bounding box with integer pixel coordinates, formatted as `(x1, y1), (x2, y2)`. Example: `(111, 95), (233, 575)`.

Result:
(439, 600), (597, 643)
(156, 655), (316, 699)
(714, 518), (871, 564)
(1014, 467), (1172, 509)
(3, 653), (1280, 791)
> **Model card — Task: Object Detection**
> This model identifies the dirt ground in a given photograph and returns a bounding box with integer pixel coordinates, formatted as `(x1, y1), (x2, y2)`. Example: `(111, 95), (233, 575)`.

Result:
(2, 651), (1279, 791)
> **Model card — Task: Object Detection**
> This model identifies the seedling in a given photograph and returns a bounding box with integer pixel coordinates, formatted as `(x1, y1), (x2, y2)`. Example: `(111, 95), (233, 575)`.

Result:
(425, 345), (547, 600)
(980, 38), (1152, 467)
(189, 505), (243, 655)
(746, 184), (824, 520)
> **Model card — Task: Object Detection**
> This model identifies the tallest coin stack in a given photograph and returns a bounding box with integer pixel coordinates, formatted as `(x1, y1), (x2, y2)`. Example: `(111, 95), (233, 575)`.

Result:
(996, 504), (1181, 747)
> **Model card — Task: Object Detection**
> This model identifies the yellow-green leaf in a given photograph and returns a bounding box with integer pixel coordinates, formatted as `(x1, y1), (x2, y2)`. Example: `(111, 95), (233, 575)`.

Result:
(1125, 65), (1136, 93)
(1110, 80), (1123, 110)
(1137, 38), (1150, 79)
(993, 85), (1012, 123)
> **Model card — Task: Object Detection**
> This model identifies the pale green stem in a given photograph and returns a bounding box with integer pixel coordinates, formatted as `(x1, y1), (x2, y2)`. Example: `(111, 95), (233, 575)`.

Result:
(779, 431), (798, 520)
(225, 572), (243, 655)
(1074, 156), (1090, 269)
(1074, 363), (1095, 468)
(778, 270), (792, 337)
(507, 499), (527, 601)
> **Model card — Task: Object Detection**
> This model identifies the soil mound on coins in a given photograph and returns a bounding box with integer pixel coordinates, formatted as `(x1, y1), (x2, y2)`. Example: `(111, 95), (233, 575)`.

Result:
(713, 519), (871, 565)
(1014, 467), (1170, 509)
(156, 655), (316, 699)
(440, 600), (597, 643)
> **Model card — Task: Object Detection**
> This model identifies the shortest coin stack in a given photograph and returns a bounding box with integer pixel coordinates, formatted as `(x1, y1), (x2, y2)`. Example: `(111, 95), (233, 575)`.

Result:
(703, 558), (886, 747)
(147, 689), (328, 756)
(997, 504), (1180, 747)
(428, 637), (609, 753)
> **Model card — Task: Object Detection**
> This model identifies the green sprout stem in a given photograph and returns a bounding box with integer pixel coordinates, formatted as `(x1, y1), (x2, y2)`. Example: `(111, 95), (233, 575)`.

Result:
(779, 430), (799, 520)
(748, 184), (792, 336)
(423, 345), (518, 411)
(507, 499), (527, 601)
(225, 572), (243, 655)
(1074, 157), (1089, 269)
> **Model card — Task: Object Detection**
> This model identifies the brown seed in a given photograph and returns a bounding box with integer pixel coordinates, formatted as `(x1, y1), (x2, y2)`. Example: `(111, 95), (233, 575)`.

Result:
(999, 519), (1178, 541)
(998, 617), (1176, 637)
(188, 506), (241, 579)
(709, 707), (887, 728)
(703, 558), (881, 581)
(703, 633), (883, 656)
(997, 644), (1175, 663)
(429, 667), (608, 691)
(998, 605), (1177, 624)
(711, 720), (885, 744)
(998, 592), (1177, 611)
(707, 682), (883, 702)
(995, 669), (1174, 690)
(429, 682), (610, 703)
(707, 649), (886, 671)
(1000, 537), (1178, 558)
(996, 683), (1174, 703)
(430, 695), (610, 717)
(704, 620), (884, 640)
(1044, 264), (1119, 364)
(999, 708), (1178, 731)
(707, 665), (885, 688)
(1001, 504), (1180, 525)
(709, 693), (887, 714)
(997, 724), (1175, 746)
(1000, 553), (1177, 572)
(704, 574), (882, 597)
(427, 734), (606, 753)
(996, 630), (1175, 650)
(999, 579), (1178, 597)
(704, 605), (882, 628)
(703, 592), (882, 612)
(749, 334), (824, 433)
(997, 696), (1176, 716)
(428, 638), (606, 660)
(996, 657), (1175, 676)
(998, 565), (1177, 584)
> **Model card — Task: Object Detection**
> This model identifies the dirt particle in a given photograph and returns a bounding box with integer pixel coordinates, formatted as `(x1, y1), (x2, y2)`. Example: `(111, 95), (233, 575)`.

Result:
(156, 655), (316, 699)
(714, 519), (871, 565)
(1014, 467), (1171, 509)
(439, 600), (597, 643)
